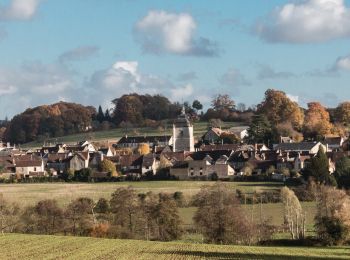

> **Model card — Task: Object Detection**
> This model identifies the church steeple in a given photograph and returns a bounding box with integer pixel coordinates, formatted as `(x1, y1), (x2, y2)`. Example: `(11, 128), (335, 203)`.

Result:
(172, 108), (194, 152)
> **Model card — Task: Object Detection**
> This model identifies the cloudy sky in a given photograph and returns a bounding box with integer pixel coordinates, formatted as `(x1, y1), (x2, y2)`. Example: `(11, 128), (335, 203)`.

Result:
(1, 0), (350, 118)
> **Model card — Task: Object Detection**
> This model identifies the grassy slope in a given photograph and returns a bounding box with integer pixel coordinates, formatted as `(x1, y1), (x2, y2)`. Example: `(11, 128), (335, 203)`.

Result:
(1, 234), (349, 260)
(0, 181), (283, 206)
(21, 121), (244, 148)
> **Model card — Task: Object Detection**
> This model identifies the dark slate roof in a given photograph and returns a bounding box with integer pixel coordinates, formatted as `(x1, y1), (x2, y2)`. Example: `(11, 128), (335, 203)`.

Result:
(186, 150), (232, 161)
(117, 135), (172, 145)
(200, 144), (239, 151)
(273, 142), (319, 151)
(119, 155), (143, 167)
(142, 154), (155, 167)
(323, 137), (342, 145)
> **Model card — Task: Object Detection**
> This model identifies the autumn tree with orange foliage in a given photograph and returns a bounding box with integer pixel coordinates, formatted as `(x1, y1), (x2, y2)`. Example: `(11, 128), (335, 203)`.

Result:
(137, 143), (150, 155)
(303, 102), (333, 139)
(335, 102), (350, 126)
(257, 89), (304, 130)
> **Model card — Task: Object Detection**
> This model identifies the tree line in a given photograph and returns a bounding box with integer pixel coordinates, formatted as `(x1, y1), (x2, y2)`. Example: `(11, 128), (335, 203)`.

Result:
(1, 182), (349, 246)
(3, 89), (350, 144)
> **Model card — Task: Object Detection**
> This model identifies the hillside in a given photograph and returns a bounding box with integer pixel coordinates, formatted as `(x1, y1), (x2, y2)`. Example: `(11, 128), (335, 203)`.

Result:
(0, 234), (348, 259)
(4, 102), (96, 144)
(22, 121), (244, 148)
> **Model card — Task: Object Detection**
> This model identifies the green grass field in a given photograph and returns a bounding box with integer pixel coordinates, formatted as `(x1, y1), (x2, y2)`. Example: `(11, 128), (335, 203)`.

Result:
(0, 234), (348, 259)
(22, 121), (244, 148)
(0, 181), (282, 206)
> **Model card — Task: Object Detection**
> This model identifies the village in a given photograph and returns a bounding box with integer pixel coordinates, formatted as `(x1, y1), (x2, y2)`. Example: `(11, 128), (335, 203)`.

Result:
(0, 106), (346, 183)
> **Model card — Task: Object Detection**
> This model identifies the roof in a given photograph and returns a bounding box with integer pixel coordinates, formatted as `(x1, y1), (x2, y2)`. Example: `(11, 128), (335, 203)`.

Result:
(200, 144), (239, 151)
(142, 154), (155, 167)
(14, 155), (42, 167)
(323, 137), (343, 146)
(119, 155), (143, 167)
(186, 150), (232, 162)
(117, 135), (172, 145)
(273, 142), (320, 152)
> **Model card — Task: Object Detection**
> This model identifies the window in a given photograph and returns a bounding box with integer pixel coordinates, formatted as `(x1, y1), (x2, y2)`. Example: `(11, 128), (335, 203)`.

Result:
(34, 167), (37, 172)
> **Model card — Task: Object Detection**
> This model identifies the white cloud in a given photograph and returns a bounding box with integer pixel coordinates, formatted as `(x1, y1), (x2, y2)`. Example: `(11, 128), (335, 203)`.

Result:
(59, 46), (99, 63)
(0, 61), (75, 117)
(0, 0), (41, 21)
(257, 64), (295, 79)
(286, 94), (299, 103)
(334, 55), (350, 71)
(256, 0), (350, 43)
(86, 61), (199, 109)
(134, 10), (219, 56)
(219, 68), (251, 88)
(170, 84), (193, 101)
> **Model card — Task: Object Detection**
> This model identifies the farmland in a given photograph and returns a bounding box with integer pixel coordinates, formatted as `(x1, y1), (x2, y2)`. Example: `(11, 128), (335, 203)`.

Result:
(0, 181), (283, 206)
(0, 181), (317, 238)
(22, 121), (244, 148)
(0, 233), (348, 259)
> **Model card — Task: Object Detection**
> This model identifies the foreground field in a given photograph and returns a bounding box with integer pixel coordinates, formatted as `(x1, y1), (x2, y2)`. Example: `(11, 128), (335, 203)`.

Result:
(0, 181), (283, 206)
(0, 234), (348, 260)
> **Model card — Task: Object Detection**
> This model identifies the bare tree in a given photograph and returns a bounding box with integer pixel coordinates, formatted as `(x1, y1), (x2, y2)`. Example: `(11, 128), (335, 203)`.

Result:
(193, 182), (258, 245)
(314, 185), (350, 245)
(281, 187), (305, 239)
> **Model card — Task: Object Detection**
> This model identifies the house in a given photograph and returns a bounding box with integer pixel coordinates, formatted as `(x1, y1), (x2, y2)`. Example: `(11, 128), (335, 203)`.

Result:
(202, 127), (224, 144)
(280, 136), (294, 143)
(13, 155), (45, 177)
(119, 154), (143, 174)
(229, 126), (249, 140)
(323, 136), (344, 152)
(116, 135), (173, 149)
(199, 144), (239, 152)
(66, 152), (90, 172)
(98, 146), (115, 157)
(141, 154), (158, 175)
(273, 142), (326, 155)
(45, 153), (70, 174)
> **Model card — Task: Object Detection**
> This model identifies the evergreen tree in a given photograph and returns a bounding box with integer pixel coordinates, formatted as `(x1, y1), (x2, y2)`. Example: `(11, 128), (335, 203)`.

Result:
(303, 146), (335, 185)
(96, 105), (105, 123)
(245, 114), (273, 145)
(104, 109), (111, 122)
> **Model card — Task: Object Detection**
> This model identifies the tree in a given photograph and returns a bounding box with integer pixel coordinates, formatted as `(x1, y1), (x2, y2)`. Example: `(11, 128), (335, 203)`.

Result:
(65, 197), (95, 236)
(21, 199), (64, 235)
(74, 168), (93, 182)
(280, 187), (305, 239)
(192, 100), (203, 112)
(0, 194), (20, 234)
(112, 94), (144, 125)
(98, 159), (117, 176)
(257, 89), (304, 129)
(193, 183), (256, 245)
(245, 114), (273, 145)
(96, 105), (105, 123)
(335, 102), (350, 126)
(304, 102), (333, 139)
(143, 193), (182, 241)
(109, 187), (140, 238)
(94, 198), (110, 214)
(211, 94), (235, 111)
(334, 156), (350, 188)
(220, 132), (240, 144)
(314, 186), (350, 245)
(137, 143), (150, 155)
(275, 122), (303, 142)
(237, 103), (246, 112)
(303, 146), (334, 185)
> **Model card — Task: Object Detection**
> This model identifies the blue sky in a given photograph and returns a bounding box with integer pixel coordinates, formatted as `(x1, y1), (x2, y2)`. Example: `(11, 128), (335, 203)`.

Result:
(1, 0), (350, 118)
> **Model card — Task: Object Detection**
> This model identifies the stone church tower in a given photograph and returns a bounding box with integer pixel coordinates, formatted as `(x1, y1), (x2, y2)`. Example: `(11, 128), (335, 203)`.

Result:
(173, 106), (194, 152)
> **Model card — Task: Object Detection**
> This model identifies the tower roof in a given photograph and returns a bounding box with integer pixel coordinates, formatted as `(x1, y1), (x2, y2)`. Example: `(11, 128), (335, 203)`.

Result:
(174, 106), (192, 127)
